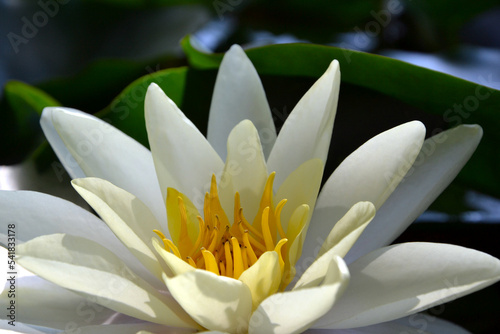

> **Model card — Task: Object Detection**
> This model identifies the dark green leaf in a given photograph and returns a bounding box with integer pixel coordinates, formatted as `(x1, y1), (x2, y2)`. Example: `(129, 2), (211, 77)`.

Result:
(0, 81), (60, 164)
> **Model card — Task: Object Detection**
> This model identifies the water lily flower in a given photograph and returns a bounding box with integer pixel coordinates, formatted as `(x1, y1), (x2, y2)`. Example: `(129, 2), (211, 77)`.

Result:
(2, 45), (500, 334)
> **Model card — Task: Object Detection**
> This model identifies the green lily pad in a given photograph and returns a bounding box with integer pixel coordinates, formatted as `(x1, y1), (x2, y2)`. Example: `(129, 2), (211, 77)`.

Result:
(182, 37), (500, 197)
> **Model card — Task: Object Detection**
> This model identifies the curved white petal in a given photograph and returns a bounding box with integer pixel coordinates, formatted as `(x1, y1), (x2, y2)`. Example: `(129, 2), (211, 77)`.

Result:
(295, 202), (374, 290)
(16, 234), (197, 329)
(72, 178), (166, 280)
(208, 45), (276, 160)
(345, 125), (483, 263)
(40, 107), (166, 229)
(267, 60), (340, 189)
(0, 190), (155, 284)
(315, 242), (500, 329)
(145, 83), (224, 212)
(300, 121), (425, 269)
(317, 201), (375, 259)
(248, 256), (349, 334)
(0, 276), (115, 329)
(164, 270), (252, 333)
(219, 120), (269, 221)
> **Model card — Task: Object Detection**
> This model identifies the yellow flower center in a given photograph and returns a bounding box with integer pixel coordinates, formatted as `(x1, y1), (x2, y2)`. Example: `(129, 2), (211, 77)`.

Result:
(154, 173), (288, 280)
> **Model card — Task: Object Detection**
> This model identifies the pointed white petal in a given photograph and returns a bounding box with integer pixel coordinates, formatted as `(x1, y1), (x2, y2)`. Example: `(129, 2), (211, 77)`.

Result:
(295, 203), (375, 290)
(248, 256), (349, 334)
(300, 121), (425, 270)
(145, 83), (224, 211)
(219, 120), (269, 220)
(16, 234), (197, 329)
(267, 60), (340, 189)
(208, 45), (276, 160)
(0, 276), (115, 329)
(165, 270), (252, 333)
(72, 178), (166, 280)
(315, 243), (500, 329)
(0, 190), (155, 284)
(345, 125), (483, 263)
(40, 107), (166, 229)
(317, 202), (375, 259)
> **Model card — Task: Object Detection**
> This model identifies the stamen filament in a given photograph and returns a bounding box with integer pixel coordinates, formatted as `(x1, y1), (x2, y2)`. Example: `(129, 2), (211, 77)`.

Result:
(231, 237), (244, 279)
(261, 207), (275, 251)
(224, 241), (233, 278)
(243, 231), (258, 265)
(202, 250), (220, 275)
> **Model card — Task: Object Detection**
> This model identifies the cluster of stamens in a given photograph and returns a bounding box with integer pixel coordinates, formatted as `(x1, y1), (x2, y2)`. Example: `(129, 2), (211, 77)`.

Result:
(154, 173), (288, 279)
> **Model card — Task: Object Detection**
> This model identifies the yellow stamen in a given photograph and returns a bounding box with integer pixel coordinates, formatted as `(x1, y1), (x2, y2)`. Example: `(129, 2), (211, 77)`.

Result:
(202, 250), (220, 275)
(155, 173), (294, 283)
(261, 207), (275, 251)
(240, 208), (264, 240)
(164, 239), (182, 258)
(224, 241), (233, 278)
(275, 238), (288, 276)
(231, 237), (244, 279)
(186, 256), (196, 268)
(220, 261), (226, 276)
(275, 199), (288, 239)
(243, 231), (258, 265)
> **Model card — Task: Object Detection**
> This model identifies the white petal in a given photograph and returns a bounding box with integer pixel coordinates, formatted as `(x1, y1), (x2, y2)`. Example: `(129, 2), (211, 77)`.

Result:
(294, 203), (374, 290)
(317, 202), (375, 259)
(307, 316), (471, 334)
(0, 190), (153, 284)
(300, 121), (425, 270)
(219, 120), (269, 221)
(145, 83), (224, 211)
(207, 45), (276, 160)
(72, 323), (196, 334)
(345, 125), (483, 263)
(248, 256), (349, 334)
(16, 234), (197, 329)
(0, 275), (115, 329)
(165, 270), (253, 333)
(267, 60), (340, 189)
(315, 242), (500, 329)
(40, 107), (166, 229)
(72, 177), (166, 280)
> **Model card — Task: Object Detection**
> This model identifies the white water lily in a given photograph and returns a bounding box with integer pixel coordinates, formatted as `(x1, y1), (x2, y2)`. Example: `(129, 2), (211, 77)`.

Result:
(1, 45), (500, 334)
